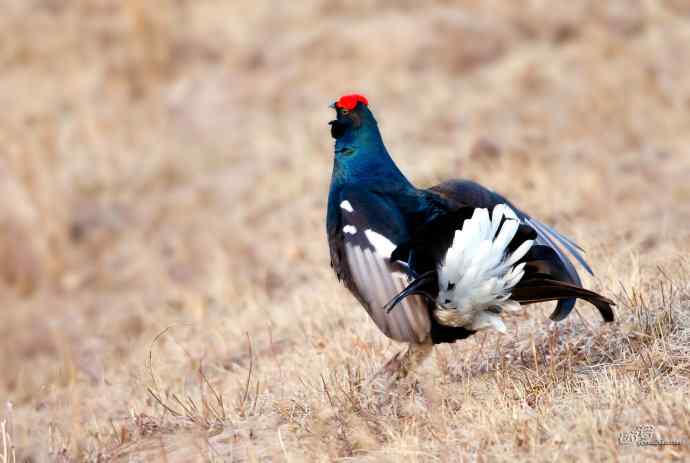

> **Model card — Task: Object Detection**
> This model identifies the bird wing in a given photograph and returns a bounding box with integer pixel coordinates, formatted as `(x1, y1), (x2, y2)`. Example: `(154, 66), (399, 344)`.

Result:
(328, 189), (431, 343)
(427, 179), (603, 321)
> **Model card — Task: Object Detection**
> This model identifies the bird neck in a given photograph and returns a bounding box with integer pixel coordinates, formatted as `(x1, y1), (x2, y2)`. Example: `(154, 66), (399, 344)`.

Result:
(330, 120), (414, 193)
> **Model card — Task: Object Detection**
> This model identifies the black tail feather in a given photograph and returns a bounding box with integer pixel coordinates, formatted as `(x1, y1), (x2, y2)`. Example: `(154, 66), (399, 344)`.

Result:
(549, 299), (577, 322)
(522, 245), (573, 282)
(512, 278), (615, 322)
(383, 270), (437, 313)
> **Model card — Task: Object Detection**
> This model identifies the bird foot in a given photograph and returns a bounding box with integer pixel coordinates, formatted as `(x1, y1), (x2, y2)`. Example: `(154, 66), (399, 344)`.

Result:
(365, 341), (433, 392)
(364, 350), (405, 391)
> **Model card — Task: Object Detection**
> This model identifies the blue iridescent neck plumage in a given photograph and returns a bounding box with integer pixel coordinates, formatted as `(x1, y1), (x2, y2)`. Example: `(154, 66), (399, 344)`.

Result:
(327, 102), (448, 239)
(330, 106), (413, 192)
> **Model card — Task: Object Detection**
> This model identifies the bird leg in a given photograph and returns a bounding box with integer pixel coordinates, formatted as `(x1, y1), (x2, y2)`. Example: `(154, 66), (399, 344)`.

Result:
(366, 339), (433, 389)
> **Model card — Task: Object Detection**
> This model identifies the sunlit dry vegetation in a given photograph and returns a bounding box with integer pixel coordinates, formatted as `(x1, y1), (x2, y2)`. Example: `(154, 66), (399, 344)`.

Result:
(1, 0), (689, 461)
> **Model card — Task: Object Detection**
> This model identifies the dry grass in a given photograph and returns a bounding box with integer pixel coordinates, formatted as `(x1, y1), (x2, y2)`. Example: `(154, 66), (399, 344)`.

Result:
(1, 0), (689, 461)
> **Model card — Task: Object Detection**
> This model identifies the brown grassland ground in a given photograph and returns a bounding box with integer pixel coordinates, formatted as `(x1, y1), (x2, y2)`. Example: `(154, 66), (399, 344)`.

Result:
(1, 1), (690, 461)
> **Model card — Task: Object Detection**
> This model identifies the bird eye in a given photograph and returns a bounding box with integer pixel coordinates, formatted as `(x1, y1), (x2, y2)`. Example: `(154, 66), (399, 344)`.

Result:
(340, 108), (349, 115)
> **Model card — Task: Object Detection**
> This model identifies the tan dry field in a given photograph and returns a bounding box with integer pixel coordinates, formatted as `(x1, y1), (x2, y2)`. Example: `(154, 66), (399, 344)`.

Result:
(1, 1), (690, 461)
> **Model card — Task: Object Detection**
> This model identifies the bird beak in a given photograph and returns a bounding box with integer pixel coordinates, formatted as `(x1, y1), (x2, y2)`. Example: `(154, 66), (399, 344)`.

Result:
(329, 101), (337, 109)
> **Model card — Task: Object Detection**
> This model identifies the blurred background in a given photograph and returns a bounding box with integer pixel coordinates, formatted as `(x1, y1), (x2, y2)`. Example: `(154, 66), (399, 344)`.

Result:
(1, 0), (690, 461)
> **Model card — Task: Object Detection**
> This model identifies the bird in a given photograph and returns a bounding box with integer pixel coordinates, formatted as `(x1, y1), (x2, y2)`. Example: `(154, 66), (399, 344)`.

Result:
(326, 94), (614, 382)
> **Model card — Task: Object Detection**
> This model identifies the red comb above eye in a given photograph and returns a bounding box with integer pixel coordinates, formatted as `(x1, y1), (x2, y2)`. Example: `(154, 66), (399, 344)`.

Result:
(335, 94), (369, 110)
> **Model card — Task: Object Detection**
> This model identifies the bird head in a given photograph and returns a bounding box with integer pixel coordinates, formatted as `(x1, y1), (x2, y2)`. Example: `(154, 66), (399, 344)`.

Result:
(329, 94), (371, 140)
(328, 94), (387, 168)
(327, 94), (413, 189)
